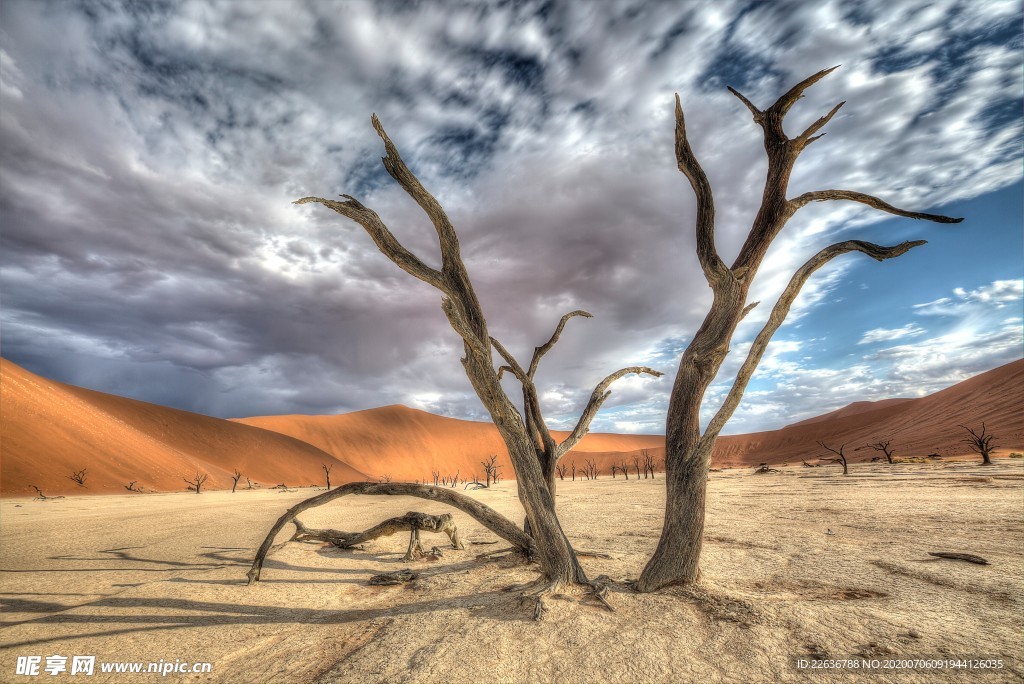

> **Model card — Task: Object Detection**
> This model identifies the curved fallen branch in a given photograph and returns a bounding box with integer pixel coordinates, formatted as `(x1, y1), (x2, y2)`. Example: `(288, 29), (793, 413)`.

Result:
(247, 482), (535, 584)
(293, 511), (464, 561)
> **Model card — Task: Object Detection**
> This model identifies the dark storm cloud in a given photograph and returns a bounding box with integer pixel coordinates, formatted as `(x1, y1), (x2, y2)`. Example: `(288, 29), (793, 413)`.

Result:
(0, 0), (1020, 432)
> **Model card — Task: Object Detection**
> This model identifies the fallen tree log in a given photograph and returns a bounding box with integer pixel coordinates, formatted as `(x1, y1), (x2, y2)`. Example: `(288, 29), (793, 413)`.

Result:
(293, 511), (465, 561)
(928, 551), (989, 565)
(247, 481), (536, 584)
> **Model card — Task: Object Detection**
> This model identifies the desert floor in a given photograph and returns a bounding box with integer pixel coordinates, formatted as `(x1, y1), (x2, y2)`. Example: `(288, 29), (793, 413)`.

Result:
(1, 459), (1021, 683)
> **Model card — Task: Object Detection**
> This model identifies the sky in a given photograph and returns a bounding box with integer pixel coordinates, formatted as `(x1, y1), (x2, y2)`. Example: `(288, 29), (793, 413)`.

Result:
(1, 0), (1021, 436)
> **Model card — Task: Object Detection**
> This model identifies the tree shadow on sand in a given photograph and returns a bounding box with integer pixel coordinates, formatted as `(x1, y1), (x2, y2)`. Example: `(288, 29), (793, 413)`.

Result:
(0, 588), (535, 649)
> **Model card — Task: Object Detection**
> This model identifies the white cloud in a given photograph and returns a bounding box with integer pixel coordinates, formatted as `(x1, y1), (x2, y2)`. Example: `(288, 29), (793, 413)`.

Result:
(914, 279), (1023, 316)
(858, 323), (927, 345)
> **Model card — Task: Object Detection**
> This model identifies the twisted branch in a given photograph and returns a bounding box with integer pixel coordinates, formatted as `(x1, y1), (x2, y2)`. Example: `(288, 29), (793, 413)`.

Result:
(674, 93), (727, 284)
(789, 190), (964, 224)
(558, 366), (664, 457)
(247, 482), (535, 584)
(701, 240), (926, 445)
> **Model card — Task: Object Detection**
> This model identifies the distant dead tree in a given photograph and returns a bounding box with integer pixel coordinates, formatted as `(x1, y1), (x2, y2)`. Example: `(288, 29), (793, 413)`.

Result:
(581, 459), (600, 480)
(379, 474), (393, 483)
(752, 462), (779, 474)
(642, 450), (656, 479)
(184, 472), (209, 494)
(960, 423), (996, 465)
(67, 469), (87, 487)
(570, 463), (577, 481)
(246, 477), (257, 490)
(231, 470), (243, 493)
(637, 67), (960, 592)
(322, 463), (333, 490)
(556, 463), (567, 481)
(431, 471), (440, 487)
(860, 440), (895, 464)
(125, 481), (143, 493)
(816, 442), (849, 475)
(610, 464), (623, 479)
(481, 455), (501, 487)
(632, 456), (642, 479)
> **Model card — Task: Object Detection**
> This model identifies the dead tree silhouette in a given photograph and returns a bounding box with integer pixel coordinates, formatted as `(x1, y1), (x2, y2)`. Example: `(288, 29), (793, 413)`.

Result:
(637, 66), (962, 592)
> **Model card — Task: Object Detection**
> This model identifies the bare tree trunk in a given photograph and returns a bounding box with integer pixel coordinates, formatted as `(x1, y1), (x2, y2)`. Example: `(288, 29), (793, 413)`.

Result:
(637, 67), (961, 592)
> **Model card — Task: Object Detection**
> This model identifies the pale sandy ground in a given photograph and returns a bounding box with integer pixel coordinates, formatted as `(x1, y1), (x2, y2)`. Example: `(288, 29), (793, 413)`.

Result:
(1, 459), (1021, 683)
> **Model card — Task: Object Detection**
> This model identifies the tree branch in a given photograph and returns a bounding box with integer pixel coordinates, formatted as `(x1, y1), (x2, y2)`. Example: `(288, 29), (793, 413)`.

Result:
(674, 93), (728, 284)
(701, 239), (926, 444)
(294, 196), (447, 291)
(770, 65), (841, 119)
(529, 310), (593, 378)
(789, 190), (964, 224)
(247, 482), (535, 584)
(370, 114), (466, 279)
(557, 366), (664, 457)
(491, 337), (555, 458)
(795, 100), (845, 147)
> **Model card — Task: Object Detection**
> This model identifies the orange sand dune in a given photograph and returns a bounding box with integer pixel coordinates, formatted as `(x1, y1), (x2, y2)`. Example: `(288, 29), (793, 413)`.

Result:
(236, 406), (664, 483)
(713, 359), (1024, 466)
(240, 360), (1023, 477)
(4, 356), (1020, 495)
(0, 359), (367, 496)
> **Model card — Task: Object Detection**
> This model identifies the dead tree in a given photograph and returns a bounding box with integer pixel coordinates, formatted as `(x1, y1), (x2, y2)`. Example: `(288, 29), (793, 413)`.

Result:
(379, 474), (393, 484)
(637, 67), (962, 592)
(481, 455), (501, 487)
(611, 464), (622, 479)
(246, 477), (256, 490)
(581, 459), (600, 480)
(753, 462), (779, 474)
(643, 450), (656, 479)
(431, 471), (440, 487)
(632, 456), (641, 479)
(960, 423), (996, 465)
(67, 469), (87, 487)
(231, 470), (243, 493)
(184, 472), (208, 494)
(322, 463), (333, 490)
(125, 481), (142, 493)
(570, 463), (577, 481)
(860, 440), (895, 464)
(556, 463), (567, 480)
(291, 114), (655, 599)
(816, 442), (849, 475)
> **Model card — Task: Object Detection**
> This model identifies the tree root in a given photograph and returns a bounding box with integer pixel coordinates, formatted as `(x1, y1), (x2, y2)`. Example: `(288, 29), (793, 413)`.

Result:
(507, 577), (616, 620)
(247, 482), (536, 584)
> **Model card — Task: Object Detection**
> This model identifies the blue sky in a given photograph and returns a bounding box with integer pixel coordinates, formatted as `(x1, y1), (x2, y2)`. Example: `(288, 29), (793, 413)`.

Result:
(1, 0), (1021, 435)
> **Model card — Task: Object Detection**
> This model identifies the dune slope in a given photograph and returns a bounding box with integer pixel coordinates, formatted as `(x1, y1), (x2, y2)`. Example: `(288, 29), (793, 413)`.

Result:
(0, 359), (366, 496)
